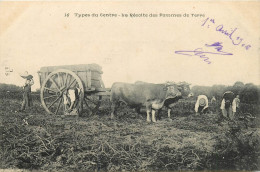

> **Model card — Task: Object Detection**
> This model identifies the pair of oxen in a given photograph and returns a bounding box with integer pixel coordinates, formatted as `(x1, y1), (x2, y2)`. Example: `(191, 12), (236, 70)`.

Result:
(110, 81), (193, 122)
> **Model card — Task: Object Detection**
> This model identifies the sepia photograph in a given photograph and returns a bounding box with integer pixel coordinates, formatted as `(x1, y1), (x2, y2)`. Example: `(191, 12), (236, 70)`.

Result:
(0, 1), (260, 171)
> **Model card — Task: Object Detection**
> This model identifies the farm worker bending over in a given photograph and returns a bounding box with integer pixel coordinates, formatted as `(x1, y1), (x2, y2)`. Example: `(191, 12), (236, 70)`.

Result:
(63, 88), (80, 113)
(195, 95), (209, 115)
(232, 95), (240, 117)
(220, 91), (235, 120)
(210, 96), (217, 113)
(211, 96), (216, 104)
(19, 71), (34, 112)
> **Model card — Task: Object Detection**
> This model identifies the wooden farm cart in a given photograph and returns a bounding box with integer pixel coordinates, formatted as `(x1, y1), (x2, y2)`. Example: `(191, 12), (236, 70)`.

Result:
(38, 64), (110, 115)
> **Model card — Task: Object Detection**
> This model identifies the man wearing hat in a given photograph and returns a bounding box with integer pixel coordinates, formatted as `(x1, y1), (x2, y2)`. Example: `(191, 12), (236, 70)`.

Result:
(220, 91), (235, 120)
(20, 71), (34, 111)
(195, 95), (209, 115)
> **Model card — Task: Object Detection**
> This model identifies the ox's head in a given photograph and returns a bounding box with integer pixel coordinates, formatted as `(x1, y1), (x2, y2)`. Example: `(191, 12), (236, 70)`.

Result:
(164, 82), (182, 99)
(176, 82), (193, 98)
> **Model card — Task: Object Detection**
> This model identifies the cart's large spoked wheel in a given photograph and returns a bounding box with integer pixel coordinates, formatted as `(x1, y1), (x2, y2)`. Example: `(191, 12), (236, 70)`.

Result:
(83, 95), (102, 115)
(40, 69), (84, 115)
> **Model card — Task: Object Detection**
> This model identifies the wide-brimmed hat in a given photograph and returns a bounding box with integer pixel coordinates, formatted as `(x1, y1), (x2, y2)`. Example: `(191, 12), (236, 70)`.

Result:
(20, 71), (33, 79)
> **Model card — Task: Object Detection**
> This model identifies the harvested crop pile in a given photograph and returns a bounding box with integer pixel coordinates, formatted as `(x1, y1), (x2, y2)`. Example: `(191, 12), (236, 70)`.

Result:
(0, 95), (259, 171)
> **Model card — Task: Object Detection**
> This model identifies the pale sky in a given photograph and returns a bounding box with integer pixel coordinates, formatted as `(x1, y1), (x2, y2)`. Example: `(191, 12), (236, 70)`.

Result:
(0, 2), (259, 90)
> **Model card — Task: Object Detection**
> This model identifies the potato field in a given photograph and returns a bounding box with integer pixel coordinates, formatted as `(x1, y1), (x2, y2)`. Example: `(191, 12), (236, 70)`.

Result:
(0, 91), (259, 171)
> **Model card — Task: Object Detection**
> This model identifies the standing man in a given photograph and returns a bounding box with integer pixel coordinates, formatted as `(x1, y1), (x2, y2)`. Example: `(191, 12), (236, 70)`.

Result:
(195, 95), (209, 115)
(20, 71), (34, 112)
(220, 91), (235, 120)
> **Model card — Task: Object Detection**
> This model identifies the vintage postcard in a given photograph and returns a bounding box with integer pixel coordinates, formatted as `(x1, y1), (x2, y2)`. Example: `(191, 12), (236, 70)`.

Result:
(0, 1), (259, 171)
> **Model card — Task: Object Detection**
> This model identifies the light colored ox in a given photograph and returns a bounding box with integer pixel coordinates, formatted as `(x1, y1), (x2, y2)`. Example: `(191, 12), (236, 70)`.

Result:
(110, 82), (182, 122)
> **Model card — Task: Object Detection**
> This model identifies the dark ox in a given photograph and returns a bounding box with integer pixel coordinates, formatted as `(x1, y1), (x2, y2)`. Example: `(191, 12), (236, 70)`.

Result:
(110, 82), (181, 122)
(135, 81), (193, 120)
(165, 82), (193, 119)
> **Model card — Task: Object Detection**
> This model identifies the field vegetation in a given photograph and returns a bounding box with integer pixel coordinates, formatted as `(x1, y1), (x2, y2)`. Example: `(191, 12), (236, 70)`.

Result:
(0, 82), (260, 171)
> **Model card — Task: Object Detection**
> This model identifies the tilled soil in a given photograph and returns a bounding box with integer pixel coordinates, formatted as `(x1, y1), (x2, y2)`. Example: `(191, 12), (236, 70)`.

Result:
(0, 96), (259, 171)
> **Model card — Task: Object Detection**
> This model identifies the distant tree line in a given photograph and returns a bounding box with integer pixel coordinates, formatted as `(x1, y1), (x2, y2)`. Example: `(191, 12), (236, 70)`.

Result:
(191, 81), (260, 104)
(0, 83), (23, 92)
(1, 82), (259, 104)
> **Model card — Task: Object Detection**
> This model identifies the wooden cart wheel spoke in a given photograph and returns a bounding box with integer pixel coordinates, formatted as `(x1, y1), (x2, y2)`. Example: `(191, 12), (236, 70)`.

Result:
(55, 98), (63, 115)
(54, 73), (62, 88)
(66, 74), (72, 87)
(43, 87), (57, 93)
(40, 69), (84, 115)
(64, 73), (68, 86)
(57, 73), (63, 87)
(48, 96), (61, 109)
(50, 77), (61, 92)
(67, 79), (76, 89)
(43, 95), (58, 100)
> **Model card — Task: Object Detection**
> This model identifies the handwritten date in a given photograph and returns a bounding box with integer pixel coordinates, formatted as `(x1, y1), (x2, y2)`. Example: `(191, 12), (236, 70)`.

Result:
(201, 17), (251, 50)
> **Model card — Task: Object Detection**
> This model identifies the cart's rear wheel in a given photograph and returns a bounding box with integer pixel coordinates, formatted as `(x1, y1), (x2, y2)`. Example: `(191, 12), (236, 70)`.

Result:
(40, 69), (84, 115)
(83, 95), (102, 115)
